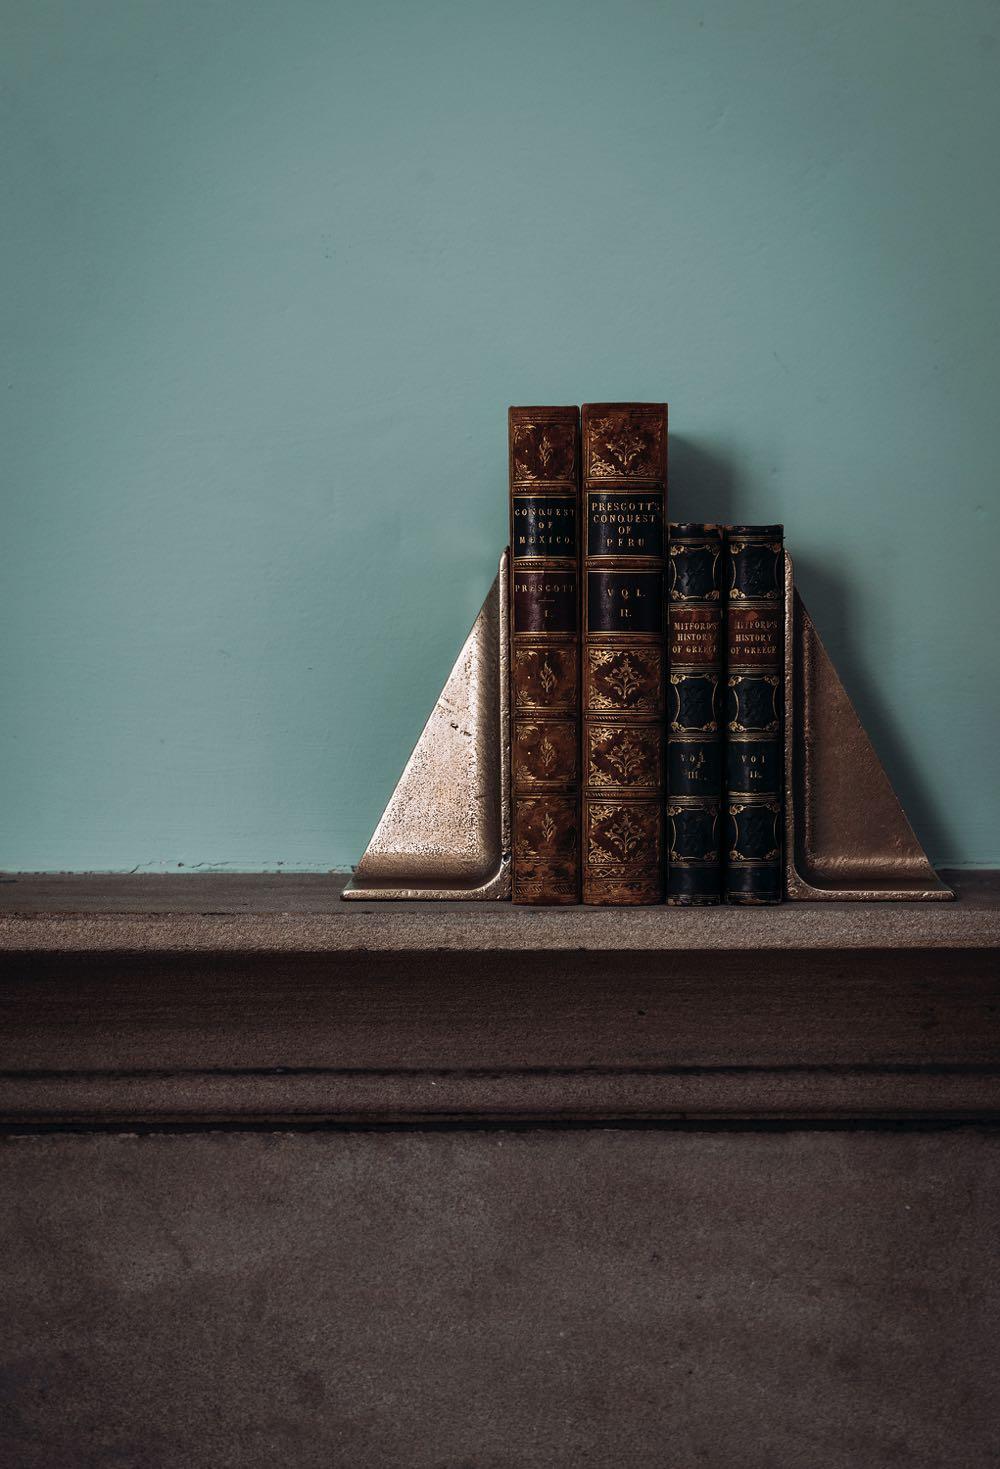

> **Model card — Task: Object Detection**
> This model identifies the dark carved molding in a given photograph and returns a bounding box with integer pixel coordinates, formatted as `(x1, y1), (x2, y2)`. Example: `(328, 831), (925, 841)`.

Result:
(1, 874), (997, 1125)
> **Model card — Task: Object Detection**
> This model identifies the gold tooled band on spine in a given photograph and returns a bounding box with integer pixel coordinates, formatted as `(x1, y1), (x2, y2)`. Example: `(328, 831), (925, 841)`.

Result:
(581, 403), (668, 905)
(724, 524), (785, 904)
(509, 407), (581, 904)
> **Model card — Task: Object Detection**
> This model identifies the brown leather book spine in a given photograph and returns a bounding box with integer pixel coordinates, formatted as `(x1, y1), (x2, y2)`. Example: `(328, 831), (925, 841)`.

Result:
(508, 406), (581, 904)
(581, 403), (668, 905)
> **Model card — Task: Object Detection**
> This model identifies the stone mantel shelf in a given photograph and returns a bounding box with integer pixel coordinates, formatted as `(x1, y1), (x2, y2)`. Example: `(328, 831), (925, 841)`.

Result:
(0, 871), (997, 953)
(2, 873), (998, 1126)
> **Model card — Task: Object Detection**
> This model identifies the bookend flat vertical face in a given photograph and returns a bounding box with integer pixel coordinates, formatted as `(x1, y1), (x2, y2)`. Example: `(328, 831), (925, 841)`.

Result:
(783, 555), (952, 900)
(342, 552), (510, 900)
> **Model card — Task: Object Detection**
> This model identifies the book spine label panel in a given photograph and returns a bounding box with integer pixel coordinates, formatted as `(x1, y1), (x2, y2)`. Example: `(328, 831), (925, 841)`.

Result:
(581, 404), (668, 905)
(509, 407), (581, 904)
(667, 525), (724, 904)
(724, 526), (785, 904)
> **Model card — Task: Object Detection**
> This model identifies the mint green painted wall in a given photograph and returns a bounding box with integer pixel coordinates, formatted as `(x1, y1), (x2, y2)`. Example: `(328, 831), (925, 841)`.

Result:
(2, 0), (998, 871)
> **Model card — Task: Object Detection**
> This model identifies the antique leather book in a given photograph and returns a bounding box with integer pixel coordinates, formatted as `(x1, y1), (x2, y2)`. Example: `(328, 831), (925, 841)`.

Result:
(724, 525), (784, 904)
(667, 523), (724, 904)
(581, 404), (668, 905)
(509, 406), (581, 904)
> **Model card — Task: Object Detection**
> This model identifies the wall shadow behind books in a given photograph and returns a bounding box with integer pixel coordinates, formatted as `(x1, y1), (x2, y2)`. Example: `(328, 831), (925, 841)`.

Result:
(670, 435), (947, 865)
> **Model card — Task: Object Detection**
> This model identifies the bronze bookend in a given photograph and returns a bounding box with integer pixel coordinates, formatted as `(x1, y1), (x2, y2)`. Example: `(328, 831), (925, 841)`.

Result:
(783, 554), (952, 900)
(342, 551), (511, 900)
(345, 548), (951, 901)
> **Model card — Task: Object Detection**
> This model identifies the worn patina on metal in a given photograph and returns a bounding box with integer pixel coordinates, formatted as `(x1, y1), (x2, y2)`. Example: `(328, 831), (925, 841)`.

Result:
(783, 554), (952, 901)
(343, 551), (511, 900)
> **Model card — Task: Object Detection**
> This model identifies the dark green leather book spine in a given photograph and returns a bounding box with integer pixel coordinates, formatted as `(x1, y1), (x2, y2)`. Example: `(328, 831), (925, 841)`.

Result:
(666, 524), (724, 904)
(724, 525), (784, 904)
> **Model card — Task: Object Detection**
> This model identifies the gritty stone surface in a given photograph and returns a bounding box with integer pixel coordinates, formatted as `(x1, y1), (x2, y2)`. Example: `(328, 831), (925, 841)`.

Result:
(1, 1127), (998, 1468)
(0, 870), (995, 952)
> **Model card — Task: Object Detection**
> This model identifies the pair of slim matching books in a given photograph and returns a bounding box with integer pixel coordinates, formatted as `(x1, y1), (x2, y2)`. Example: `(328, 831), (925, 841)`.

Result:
(509, 403), (784, 907)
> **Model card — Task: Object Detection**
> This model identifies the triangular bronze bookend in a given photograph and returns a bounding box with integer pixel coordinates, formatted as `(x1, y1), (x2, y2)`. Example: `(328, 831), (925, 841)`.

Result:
(343, 551), (511, 900)
(344, 549), (952, 901)
(784, 555), (952, 900)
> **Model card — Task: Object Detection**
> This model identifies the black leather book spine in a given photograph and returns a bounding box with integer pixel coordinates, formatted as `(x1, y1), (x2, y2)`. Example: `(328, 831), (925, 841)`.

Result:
(509, 407), (581, 904)
(667, 524), (724, 904)
(581, 404), (667, 905)
(724, 525), (785, 904)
